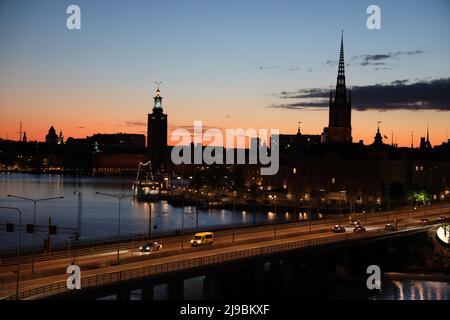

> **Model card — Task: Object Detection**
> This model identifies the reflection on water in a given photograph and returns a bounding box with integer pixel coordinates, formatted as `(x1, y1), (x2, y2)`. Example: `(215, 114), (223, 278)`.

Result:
(375, 280), (450, 300)
(0, 173), (315, 249)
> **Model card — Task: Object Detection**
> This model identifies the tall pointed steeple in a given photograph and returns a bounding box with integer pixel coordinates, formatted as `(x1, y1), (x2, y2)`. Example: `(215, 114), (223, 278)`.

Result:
(338, 30), (345, 77)
(326, 31), (352, 144)
(335, 31), (347, 104)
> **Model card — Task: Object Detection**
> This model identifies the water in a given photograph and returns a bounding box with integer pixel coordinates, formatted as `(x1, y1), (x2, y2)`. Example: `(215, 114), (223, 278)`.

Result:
(376, 279), (450, 300)
(0, 173), (300, 250)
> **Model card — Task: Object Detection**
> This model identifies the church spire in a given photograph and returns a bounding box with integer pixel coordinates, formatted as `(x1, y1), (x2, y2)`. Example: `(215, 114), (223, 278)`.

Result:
(334, 30), (347, 105)
(326, 31), (352, 144)
(338, 30), (345, 78)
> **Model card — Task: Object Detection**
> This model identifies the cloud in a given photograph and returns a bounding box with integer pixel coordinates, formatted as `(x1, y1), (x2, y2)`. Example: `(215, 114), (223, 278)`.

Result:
(258, 65), (302, 72)
(355, 50), (425, 67)
(325, 50), (425, 68)
(286, 66), (301, 72)
(258, 65), (281, 70)
(77, 126), (85, 129)
(125, 121), (146, 126)
(271, 78), (450, 112)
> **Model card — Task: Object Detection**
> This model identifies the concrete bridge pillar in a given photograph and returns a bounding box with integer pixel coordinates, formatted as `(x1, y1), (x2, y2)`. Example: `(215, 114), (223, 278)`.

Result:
(253, 262), (266, 292)
(270, 259), (281, 272)
(203, 274), (222, 300)
(280, 261), (297, 296)
(141, 284), (154, 300)
(168, 279), (184, 300)
(117, 289), (131, 300)
(335, 249), (351, 279)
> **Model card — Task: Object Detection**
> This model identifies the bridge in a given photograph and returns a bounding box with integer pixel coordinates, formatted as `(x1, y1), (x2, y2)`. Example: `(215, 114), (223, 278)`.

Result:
(0, 203), (448, 300)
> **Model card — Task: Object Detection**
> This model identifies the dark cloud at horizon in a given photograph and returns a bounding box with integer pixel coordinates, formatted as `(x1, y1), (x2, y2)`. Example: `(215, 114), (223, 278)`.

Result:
(271, 78), (450, 112)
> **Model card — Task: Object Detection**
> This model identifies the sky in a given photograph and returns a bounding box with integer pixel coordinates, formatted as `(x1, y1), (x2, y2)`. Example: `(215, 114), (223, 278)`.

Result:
(1, 0), (450, 147)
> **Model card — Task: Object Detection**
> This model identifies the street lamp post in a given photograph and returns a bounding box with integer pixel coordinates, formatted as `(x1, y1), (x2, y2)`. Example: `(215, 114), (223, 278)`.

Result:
(148, 203), (152, 237)
(73, 191), (82, 263)
(95, 192), (132, 262)
(232, 191), (237, 244)
(181, 207), (185, 250)
(0, 207), (22, 300)
(7, 195), (64, 274)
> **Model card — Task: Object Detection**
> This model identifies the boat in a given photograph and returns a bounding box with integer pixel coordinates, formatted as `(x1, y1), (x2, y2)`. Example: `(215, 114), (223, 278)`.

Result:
(132, 161), (161, 199)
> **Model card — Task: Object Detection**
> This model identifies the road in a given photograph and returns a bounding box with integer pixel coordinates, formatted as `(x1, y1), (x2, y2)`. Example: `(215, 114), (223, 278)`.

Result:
(0, 204), (448, 299)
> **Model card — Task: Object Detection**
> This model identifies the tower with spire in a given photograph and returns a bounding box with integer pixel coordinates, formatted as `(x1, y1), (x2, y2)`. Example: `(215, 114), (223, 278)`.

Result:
(420, 124), (432, 150)
(324, 31), (352, 144)
(372, 121), (384, 147)
(147, 83), (168, 172)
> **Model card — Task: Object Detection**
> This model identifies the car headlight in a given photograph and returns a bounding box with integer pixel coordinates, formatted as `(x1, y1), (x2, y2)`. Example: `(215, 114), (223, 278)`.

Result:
(139, 246), (143, 250)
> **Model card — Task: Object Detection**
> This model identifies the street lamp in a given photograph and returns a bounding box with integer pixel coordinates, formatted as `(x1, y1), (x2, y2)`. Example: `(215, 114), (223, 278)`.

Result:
(0, 207), (22, 300)
(7, 195), (64, 274)
(95, 192), (133, 262)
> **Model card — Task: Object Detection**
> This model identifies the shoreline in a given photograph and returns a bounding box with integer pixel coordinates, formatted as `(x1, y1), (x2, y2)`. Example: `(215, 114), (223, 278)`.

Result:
(384, 272), (450, 282)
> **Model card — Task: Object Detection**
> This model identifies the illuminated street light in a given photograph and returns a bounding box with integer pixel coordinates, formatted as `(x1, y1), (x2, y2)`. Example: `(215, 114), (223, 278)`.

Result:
(7, 195), (64, 274)
(0, 206), (22, 300)
(95, 192), (133, 262)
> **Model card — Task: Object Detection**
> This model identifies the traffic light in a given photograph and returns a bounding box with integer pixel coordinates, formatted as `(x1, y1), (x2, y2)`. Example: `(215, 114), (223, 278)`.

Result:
(49, 225), (57, 235)
(26, 224), (35, 234)
(6, 223), (15, 232)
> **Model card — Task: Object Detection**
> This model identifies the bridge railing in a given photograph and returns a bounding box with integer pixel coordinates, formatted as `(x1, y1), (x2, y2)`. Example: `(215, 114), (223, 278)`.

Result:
(6, 226), (421, 300)
(3, 202), (448, 263)
(0, 216), (325, 259)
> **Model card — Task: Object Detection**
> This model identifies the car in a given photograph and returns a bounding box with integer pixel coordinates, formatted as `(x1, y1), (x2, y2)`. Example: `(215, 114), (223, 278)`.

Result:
(139, 242), (162, 252)
(419, 218), (430, 224)
(385, 223), (397, 231)
(437, 216), (448, 223)
(332, 225), (346, 233)
(349, 220), (360, 226)
(353, 225), (366, 233)
(190, 232), (214, 246)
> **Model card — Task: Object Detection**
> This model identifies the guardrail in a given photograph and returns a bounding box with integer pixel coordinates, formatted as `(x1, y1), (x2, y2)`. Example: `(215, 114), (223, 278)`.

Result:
(4, 225), (428, 300)
(0, 217), (319, 258)
(2, 203), (447, 266)
(4, 202), (448, 257)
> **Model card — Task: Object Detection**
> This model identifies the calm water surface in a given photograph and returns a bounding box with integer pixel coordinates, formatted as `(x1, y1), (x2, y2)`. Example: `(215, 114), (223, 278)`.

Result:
(0, 173), (299, 249)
